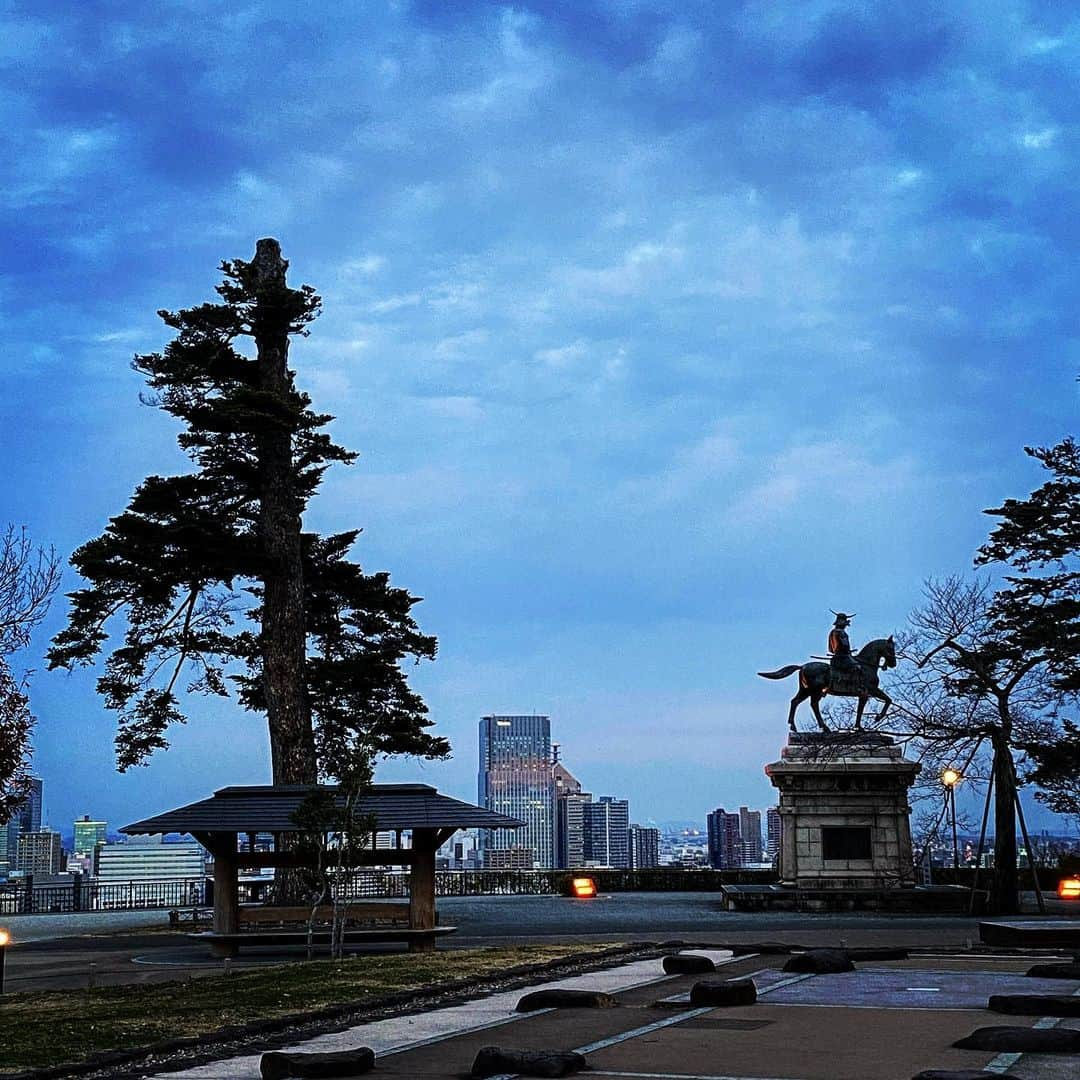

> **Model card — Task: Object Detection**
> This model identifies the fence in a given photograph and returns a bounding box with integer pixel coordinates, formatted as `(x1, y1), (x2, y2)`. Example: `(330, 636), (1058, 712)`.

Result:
(0, 876), (208, 916)
(0, 867), (776, 916)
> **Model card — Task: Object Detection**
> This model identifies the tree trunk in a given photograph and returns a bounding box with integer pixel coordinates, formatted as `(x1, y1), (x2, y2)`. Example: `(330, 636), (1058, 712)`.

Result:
(990, 729), (1019, 915)
(251, 238), (316, 786)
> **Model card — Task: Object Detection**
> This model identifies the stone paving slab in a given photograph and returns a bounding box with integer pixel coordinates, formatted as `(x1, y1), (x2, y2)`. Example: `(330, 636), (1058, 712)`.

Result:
(762, 967), (1080, 1010)
(136, 950), (1080, 1080)
(143, 955), (705, 1080)
(584, 1004), (1005, 1080)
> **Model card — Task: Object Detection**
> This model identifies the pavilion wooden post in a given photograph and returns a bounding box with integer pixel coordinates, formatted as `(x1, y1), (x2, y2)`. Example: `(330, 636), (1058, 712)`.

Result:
(409, 828), (438, 952)
(203, 832), (240, 958)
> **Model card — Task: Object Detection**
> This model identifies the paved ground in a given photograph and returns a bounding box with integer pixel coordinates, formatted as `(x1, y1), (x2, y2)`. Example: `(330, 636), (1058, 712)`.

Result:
(134, 948), (1080, 1080)
(4, 897), (1080, 1078)
(0, 893), (1004, 992)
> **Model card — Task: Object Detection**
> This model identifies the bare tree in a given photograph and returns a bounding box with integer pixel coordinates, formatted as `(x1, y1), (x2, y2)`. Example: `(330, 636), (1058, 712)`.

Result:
(884, 577), (1060, 914)
(0, 526), (60, 654)
(0, 526), (61, 816)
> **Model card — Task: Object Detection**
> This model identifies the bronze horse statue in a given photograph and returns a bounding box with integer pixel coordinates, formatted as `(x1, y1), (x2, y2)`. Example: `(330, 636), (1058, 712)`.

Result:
(758, 636), (896, 732)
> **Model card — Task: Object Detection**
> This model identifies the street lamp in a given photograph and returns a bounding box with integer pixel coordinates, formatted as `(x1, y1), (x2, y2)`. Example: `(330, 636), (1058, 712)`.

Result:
(941, 768), (962, 873)
(0, 928), (9, 995)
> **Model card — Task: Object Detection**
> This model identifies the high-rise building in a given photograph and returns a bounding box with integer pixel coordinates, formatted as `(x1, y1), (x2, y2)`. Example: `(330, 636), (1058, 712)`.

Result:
(706, 808), (742, 869)
(482, 847), (535, 870)
(438, 828), (482, 870)
(628, 824), (660, 869)
(2, 776), (43, 879)
(739, 807), (763, 863)
(16, 829), (64, 876)
(478, 715), (555, 868)
(554, 761), (591, 869)
(766, 807), (782, 860)
(73, 816), (107, 857)
(584, 796), (630, 868)
(93, 834), (206, 881)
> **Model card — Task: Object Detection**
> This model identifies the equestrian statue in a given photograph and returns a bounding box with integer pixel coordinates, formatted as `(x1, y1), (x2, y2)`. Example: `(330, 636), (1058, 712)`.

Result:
(758, 611), (896, 732)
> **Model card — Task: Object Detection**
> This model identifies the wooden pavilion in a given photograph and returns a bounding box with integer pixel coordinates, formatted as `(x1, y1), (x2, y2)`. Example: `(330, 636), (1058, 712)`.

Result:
(123, 783), (522, 956)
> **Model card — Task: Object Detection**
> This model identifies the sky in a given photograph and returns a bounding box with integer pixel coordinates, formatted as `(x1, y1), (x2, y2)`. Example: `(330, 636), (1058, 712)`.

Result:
(2, 0), (1078, 835)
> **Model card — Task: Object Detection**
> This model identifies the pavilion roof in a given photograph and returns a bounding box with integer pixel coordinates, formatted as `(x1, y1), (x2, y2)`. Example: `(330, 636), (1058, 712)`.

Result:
(122, 783), (523, 835)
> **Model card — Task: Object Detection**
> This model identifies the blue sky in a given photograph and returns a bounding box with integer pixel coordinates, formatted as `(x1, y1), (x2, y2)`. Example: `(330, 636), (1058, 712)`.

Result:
(3, 1), (1078, 833)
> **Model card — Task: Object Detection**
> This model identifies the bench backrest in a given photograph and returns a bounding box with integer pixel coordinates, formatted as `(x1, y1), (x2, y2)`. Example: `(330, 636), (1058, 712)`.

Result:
(239, 901), (409, 924)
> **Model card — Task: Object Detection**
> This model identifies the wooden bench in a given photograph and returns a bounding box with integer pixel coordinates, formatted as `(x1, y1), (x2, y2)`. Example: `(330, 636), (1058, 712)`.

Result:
(168, 906), (213, 929)
(239, 901), (418, 927)
(192, 901), (456, 957)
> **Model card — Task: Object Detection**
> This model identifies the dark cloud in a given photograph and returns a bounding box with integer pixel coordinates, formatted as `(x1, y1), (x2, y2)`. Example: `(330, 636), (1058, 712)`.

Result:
(3, 0), (1077, 827)
(797, 8), (957, 105)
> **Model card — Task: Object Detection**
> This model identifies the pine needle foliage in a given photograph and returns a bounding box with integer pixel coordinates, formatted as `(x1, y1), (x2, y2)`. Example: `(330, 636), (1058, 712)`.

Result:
(47, 240), (447, 782)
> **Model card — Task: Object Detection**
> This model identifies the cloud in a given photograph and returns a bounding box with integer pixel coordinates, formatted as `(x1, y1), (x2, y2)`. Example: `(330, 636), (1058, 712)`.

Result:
(1019, 127), (1058, 149)
(369, 292), (423, 315)
(535, 340), (590, 367)
(340, 254), (386, 276)
(7, 0), (1080, 829)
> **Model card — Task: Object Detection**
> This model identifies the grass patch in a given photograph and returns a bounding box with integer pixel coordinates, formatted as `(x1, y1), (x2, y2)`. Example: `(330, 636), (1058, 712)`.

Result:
(0, 944), (624, 1072)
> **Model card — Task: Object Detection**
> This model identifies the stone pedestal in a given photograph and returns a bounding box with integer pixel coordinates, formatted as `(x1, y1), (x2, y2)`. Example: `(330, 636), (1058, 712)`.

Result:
(765, 732), (920, 890)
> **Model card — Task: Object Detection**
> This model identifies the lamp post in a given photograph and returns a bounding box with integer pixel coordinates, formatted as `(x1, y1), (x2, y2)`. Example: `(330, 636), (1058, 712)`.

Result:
(0, 928), (9, 995)
(941, 768), (962, 874)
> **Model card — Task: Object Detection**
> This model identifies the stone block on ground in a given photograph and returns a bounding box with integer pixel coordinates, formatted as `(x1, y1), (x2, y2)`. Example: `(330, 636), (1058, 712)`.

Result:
(848, 947), (909, 961)
(988, 993), (1080, 1016)
(911, 1071), (1020, 1079)
(260, 1049), (375, 1080)
(515, 988), (620, 1012)
(688, 977), (757, 1006)
(732, 941), (795, 955)
(953, 1026), (1080, 1053)
(471, 1047), (587, 1077)
(782, 948), (855, 974)
(1025, 961), (1080, 979)
(663, 953), (716, 974)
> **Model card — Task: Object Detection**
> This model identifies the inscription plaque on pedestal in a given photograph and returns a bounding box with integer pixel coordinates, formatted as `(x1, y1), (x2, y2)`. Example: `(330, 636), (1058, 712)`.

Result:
(765, 731), (920, 890)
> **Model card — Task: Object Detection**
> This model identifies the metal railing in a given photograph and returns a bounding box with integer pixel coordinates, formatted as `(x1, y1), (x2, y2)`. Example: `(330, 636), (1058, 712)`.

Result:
(0, 867), (775, 916)
(0, 876), (208, 916)
(333, 867), (774, 899)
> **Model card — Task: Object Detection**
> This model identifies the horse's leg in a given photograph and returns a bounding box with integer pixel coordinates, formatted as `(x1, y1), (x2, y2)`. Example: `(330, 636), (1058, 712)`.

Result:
(873, 689), (892, 724)
(855, 695), (865, 730)
(811, 691), (830, 731)
(788, 688), (808, 731)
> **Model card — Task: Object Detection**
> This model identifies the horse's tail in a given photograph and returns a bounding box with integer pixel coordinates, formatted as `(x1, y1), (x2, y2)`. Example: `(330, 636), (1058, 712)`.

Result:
(757, 664), (801, 680)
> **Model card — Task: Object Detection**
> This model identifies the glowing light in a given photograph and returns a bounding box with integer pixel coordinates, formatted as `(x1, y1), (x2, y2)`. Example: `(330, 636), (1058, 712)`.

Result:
(0, 930), (9, 946)
(941, 768), (961, 787)
(571, 877), (597, 899)
(1058, 877), (1080, 900)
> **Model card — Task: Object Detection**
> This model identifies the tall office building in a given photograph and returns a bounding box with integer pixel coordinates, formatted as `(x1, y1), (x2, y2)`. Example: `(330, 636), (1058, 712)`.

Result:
(73, 816), (107, 857)
(739, 807), (763, 863)
(16, 830), (64, 876)
(706, 808), (742, 869)
(2, 776), (43, 879)
(478, 715), (555, 868)
(554, 761), (591, 869)
(766, 807), (782, 860)
(584, 796), (630, 868)
(628, 824), (660, 869)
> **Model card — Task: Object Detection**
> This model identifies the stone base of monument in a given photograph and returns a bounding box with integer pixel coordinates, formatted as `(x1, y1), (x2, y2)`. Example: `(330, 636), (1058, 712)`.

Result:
(722, 730), (975, 913)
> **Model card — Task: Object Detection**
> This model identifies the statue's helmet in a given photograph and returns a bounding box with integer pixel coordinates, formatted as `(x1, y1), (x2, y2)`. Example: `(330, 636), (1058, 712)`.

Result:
(831, 610), (855, 626)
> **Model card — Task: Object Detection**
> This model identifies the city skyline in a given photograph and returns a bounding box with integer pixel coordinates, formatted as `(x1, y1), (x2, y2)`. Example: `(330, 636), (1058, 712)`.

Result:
(4, 3), (1078, 837)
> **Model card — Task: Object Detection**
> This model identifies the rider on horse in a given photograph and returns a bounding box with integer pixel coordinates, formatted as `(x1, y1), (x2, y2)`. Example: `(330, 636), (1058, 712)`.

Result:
(828, 611), (862, 695)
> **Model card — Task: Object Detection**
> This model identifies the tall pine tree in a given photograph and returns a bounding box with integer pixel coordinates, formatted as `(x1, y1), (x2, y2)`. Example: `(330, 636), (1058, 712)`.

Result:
(48, 239), (447, 783)
(978, 437), (1080, 693)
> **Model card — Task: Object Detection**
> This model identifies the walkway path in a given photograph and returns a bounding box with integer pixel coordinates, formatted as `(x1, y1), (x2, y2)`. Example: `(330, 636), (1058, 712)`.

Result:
(139, 948), (1080, 1080)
